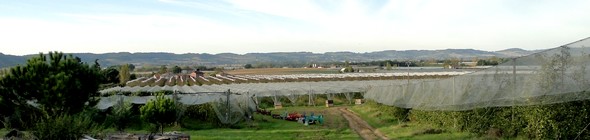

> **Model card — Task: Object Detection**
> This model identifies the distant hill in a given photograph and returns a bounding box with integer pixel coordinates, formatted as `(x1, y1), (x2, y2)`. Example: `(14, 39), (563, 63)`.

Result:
(495, 48), (542, 57)
(0, 48), (539, 68)
(0, 53), (27, 68)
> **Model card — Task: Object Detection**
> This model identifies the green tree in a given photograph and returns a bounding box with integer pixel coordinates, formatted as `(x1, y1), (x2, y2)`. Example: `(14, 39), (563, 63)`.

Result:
(159, 65), (167, 74)
(244, 64), (253, 69)
(102, 67), (119, 84)
(182, 65), (191, 71)
(195, 65), (207, 71)
(0, 52), (101, 119)
(343, 61), (354, 73)
(108, 100), (133, 131)
(119, 64), (130, 85)
(128, 64), (135, 72)
(140, 93), (178, 134)
(385, 61), (392, 70)
(172, 66), (182, 74)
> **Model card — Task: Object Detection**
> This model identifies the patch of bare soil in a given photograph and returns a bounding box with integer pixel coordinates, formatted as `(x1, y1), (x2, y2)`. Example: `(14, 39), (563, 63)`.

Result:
(334, 107), (389, 140)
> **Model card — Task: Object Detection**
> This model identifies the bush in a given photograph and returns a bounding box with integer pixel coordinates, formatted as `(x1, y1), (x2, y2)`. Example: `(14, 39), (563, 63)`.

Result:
(405, 99), (590, 139)
(184, 104), (216, 121)
(32, 113), (101, 140)
(139, 93), (179, 134)
(364, 101), (409, 123)
(181, 104), (220, 129)
(106, 101), (133, 131)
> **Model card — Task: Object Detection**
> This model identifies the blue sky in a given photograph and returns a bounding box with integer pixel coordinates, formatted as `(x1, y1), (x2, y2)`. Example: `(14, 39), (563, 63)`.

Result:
(0, 0), (588, 55)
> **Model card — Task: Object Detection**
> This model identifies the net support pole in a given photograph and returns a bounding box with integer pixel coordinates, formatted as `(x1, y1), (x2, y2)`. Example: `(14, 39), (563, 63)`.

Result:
(226, 89), (230, 123)
(453, 77), (457, 126)
(512, 58), (516, 123)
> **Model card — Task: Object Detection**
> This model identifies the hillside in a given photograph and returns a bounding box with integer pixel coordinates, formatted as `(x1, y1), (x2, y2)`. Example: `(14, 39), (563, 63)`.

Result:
(0, 48), (538, 68)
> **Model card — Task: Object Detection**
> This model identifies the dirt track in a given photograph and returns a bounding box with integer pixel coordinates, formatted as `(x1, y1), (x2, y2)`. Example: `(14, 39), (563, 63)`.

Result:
(336, 107), (389, 140)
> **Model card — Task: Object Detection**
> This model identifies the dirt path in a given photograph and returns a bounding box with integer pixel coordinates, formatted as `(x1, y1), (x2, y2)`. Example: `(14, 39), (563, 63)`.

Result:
(336, 107), (389, 140)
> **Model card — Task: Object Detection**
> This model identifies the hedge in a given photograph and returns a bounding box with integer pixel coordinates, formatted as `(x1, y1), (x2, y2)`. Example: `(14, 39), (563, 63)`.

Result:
(367, 99), (590, 139)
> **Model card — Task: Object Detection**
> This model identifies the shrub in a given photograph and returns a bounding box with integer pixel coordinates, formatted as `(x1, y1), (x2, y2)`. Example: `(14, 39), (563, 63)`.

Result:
(140, 93), (178, 134)
(364, 100), (409, 123)
(107, 100), (133, 131)
(405, 99), (590, 139)
(32, 113), (100, 140)
(181, 104), (220, 129)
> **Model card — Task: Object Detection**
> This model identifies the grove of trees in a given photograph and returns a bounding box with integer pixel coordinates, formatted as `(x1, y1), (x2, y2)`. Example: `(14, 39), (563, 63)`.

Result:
(0, 52), (102, 129)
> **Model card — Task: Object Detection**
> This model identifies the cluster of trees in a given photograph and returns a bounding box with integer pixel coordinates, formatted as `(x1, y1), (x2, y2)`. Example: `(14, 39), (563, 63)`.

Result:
(98, 63), (137, 87)
(476, 57), (505, 66)
(0, 52), (196, 138)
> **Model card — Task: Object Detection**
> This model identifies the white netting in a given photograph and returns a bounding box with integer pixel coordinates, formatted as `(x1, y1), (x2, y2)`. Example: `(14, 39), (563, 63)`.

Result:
(210, 92), (256, 125)
(343, 92), (353, 104)
(286, 94), (299, 105)
(364, 37), (590, 110)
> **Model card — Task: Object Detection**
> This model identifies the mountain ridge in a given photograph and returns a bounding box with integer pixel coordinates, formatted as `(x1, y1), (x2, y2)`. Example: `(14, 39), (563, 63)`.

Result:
(0, 48), (540, 68)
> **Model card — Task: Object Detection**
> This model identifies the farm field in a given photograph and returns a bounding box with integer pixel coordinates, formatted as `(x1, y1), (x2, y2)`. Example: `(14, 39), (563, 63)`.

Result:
(226, 68), (339, 75)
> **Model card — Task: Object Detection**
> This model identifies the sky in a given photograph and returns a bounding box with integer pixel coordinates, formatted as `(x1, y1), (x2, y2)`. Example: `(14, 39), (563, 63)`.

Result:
(0, 0), (589, 56)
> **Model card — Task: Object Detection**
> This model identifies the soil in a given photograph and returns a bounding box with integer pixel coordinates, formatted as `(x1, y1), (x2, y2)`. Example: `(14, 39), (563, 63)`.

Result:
(333, 107), (389, 140)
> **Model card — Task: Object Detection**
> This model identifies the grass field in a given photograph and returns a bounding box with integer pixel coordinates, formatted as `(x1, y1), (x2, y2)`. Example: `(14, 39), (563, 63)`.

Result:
(112, 106), (358, 140)
(226, 68), (338, 75)
(190, 106), (358, 140)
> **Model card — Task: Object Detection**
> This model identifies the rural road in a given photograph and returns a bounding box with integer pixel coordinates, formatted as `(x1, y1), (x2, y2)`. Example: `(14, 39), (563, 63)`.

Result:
(337, 107), (389, 140)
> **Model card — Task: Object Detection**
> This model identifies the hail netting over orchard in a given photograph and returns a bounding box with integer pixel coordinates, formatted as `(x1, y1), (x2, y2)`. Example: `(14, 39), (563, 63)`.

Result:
(96, 80), (416, 110)
(364, 37), (590, 111)
(96, 80), (413, 124)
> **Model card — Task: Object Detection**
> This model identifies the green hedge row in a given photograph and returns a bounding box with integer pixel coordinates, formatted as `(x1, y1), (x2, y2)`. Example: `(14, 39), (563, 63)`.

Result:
(368, 100), (590, 139)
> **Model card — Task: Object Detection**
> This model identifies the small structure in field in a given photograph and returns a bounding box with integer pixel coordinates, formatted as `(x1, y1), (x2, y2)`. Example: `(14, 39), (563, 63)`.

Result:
(190, 69), (205, 78)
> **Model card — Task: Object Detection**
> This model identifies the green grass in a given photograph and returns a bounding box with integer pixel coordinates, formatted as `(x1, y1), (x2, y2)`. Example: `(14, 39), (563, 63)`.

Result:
(114, 106), (359, 140)
(350, 103), (478, 140)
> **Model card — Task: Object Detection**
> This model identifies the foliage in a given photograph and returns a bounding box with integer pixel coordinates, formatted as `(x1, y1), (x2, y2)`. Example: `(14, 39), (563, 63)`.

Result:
(101, 67), (119, 84)
(140, 92), (179, 134)
(0, 52), (101, 121)
(442, 58), (461, 69)
(172, 66), (182, 74)
(119, 64), (130, 85)
(385, 62), (392, 70)
(32, 113), (101, 140)
(244, 64), (253, 69)
(181, 104), (220, 129)
(127, 64), (135, 71)
(341, 61), (354, 73)
(107, 100), (133, 131)
(209, 67), (225, 76)
(404, 99), (590, 139)
(158, 65), (167, 74)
